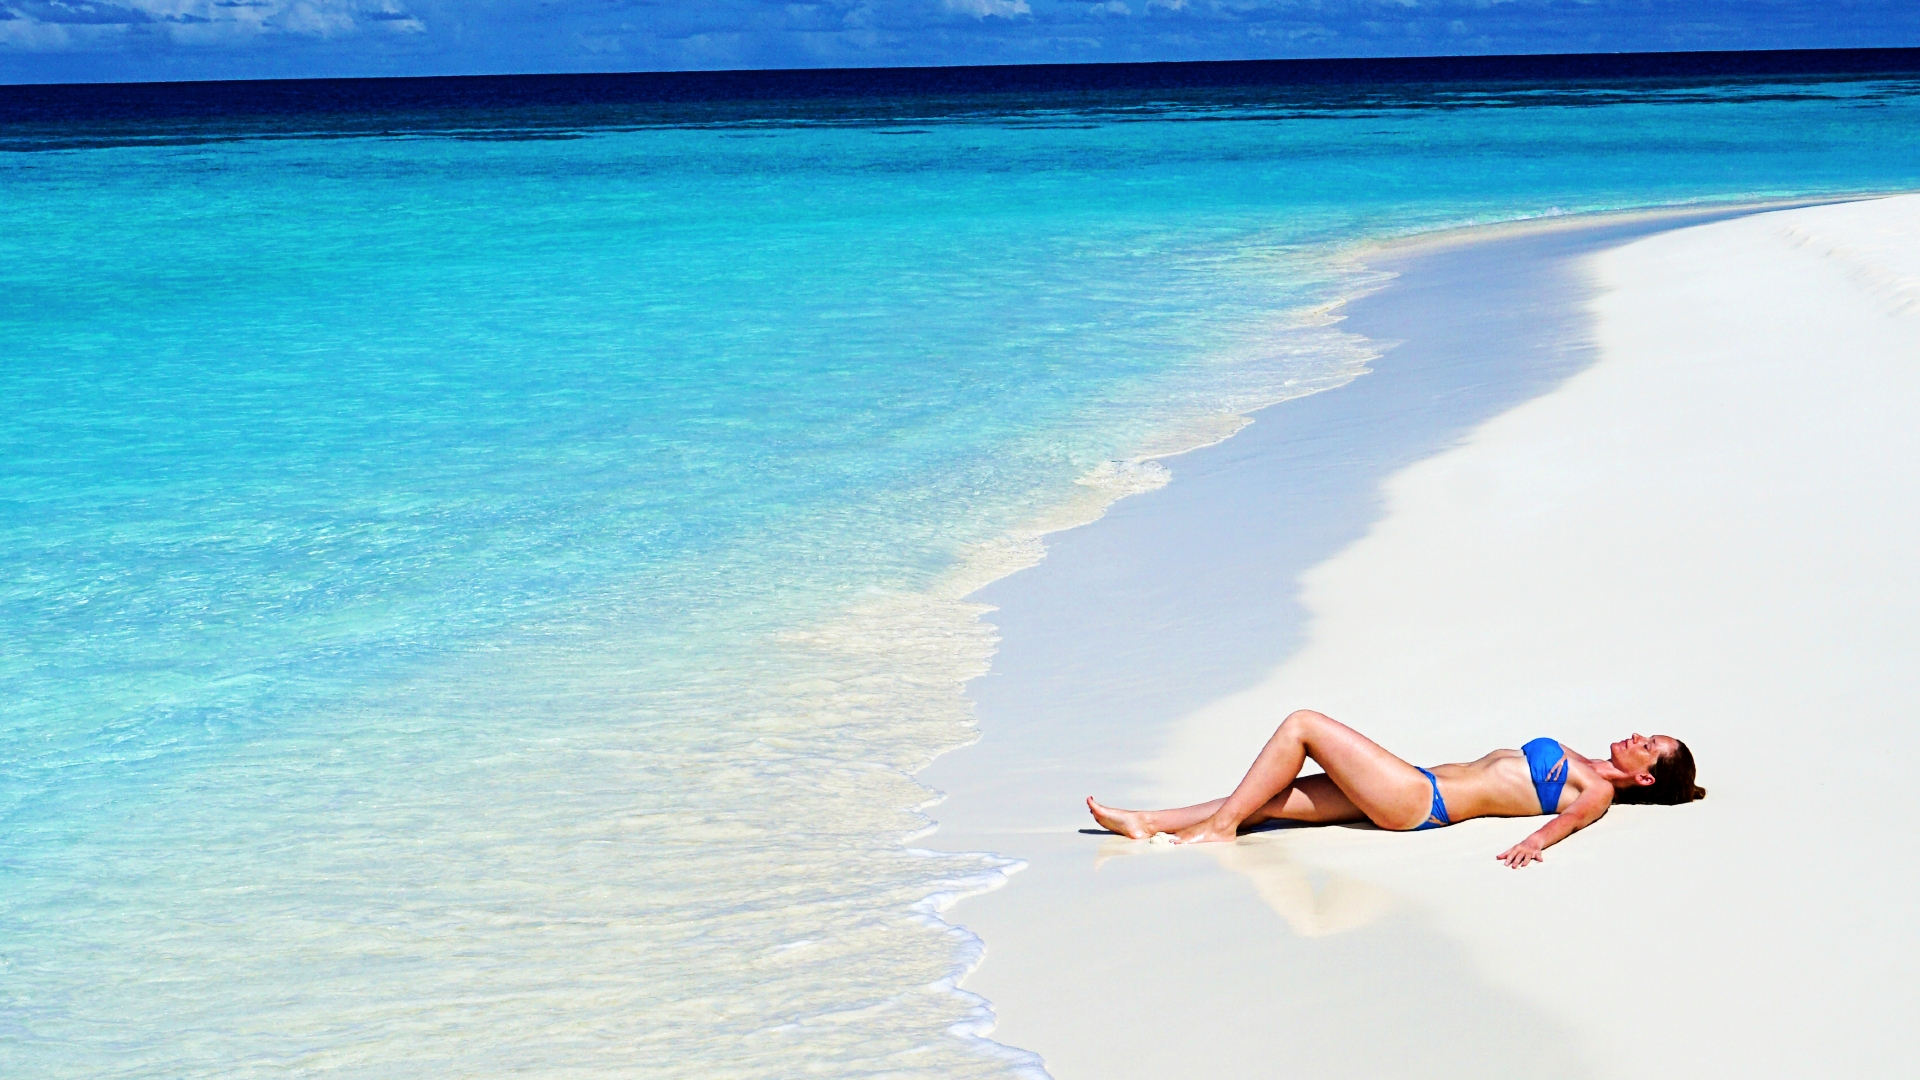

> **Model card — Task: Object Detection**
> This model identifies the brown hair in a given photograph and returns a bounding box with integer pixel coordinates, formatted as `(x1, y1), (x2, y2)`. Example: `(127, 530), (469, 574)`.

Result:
(1614, 739), (1705, 805)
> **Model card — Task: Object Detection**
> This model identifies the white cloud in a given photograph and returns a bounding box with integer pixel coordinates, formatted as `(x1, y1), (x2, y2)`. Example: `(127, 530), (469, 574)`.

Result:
(0, 15), (77, 48)
(942, 0), (1030, 18)
(1090, 0), (1129, 14)
(0, 0), (421, 42)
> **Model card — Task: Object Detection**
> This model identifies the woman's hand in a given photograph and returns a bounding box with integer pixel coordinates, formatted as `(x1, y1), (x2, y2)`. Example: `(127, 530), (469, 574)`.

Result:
(1496, 841), (1546, 869)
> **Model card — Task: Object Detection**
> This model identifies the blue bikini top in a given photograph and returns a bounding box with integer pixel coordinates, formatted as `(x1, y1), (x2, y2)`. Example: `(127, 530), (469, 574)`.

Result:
(1522, 737), (1570, 814)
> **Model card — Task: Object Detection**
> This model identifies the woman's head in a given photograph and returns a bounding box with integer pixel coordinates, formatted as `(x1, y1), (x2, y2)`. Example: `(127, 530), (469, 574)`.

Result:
(1609, 733), (1705, 805)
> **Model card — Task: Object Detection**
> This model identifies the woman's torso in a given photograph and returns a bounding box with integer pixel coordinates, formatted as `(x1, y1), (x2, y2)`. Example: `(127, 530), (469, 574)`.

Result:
(1427, 742), (1577, 822)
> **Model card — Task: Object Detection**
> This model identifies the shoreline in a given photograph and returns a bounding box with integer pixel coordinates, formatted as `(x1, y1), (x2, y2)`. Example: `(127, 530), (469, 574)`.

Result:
(1346, 191), (1890, 261)
(921, 195), (1920, 1076)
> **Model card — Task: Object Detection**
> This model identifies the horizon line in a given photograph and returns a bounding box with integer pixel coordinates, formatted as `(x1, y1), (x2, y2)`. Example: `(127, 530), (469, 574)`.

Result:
(8, 43), (1920, 92)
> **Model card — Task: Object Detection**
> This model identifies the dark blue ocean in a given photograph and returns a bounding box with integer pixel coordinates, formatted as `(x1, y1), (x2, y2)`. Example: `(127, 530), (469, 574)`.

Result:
(4, 51), (1919, 1078)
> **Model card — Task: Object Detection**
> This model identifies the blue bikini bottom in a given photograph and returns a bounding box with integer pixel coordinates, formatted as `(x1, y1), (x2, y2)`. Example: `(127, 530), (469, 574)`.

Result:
(1411, 767), (1451, 831)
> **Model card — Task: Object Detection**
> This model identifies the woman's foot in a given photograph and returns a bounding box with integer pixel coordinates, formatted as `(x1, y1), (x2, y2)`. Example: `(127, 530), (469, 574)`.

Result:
(1086, 797), (1155, 839)
(1169, 816), (1239, 844)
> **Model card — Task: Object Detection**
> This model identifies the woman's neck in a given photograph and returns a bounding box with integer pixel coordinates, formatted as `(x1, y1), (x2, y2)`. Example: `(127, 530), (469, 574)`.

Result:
(1578, 750), (1637, 788)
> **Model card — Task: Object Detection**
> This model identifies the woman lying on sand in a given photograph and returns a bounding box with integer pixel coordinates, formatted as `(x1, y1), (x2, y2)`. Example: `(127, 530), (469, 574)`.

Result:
(1087, 710), (1703, 868)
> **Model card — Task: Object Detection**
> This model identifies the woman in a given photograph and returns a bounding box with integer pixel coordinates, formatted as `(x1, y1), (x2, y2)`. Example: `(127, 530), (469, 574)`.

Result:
(1087, 710), (1704, 868)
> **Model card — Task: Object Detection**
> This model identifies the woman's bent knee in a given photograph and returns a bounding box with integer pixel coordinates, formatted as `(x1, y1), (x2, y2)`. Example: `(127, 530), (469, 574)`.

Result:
(1282, 709), (1328, 728)
(1276, 709), (1328, 739)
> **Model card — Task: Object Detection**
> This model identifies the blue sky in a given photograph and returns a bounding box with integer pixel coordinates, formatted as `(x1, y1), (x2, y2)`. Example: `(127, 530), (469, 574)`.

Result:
(3, 1), (1917, 84)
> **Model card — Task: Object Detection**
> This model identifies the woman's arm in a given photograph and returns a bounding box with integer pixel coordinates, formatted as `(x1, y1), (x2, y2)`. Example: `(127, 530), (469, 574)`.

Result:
(1495, 782), (1613, 869)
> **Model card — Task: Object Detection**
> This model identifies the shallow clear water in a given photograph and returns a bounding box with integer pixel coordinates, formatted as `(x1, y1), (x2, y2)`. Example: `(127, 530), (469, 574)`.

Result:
(4, 67), (1920, 1077)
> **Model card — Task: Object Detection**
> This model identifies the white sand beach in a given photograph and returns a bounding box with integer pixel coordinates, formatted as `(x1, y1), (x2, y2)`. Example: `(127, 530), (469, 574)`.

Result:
(928, 196), (1920, 1078)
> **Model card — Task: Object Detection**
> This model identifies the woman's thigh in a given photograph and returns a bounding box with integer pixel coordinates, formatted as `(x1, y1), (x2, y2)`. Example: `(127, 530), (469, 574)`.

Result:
(1295, 712), (1434, 830)
(1253, 773), (1367, 825)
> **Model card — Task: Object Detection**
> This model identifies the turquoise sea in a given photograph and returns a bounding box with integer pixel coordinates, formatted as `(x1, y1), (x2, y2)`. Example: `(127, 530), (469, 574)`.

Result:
(4, 57), (1920, 1078)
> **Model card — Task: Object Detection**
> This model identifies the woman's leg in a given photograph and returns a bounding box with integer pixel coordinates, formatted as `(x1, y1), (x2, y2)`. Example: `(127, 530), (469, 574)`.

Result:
(1086, 796), (1225, 838)
(1088, 774), (1364, 839)
(1088, 710), (1433, 843)
(1174, 710), (1432, 842)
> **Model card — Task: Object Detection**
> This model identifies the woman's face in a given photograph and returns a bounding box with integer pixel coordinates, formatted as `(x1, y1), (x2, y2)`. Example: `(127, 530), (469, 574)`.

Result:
(1611, 733), (1678, 780)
